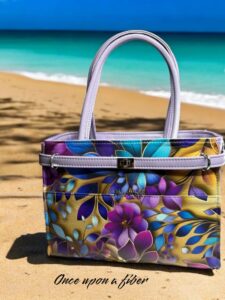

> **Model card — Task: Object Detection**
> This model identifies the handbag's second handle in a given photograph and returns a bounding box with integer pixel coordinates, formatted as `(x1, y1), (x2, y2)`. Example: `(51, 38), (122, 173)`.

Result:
(87, 30), (180, 139)
(78, 31), (180, 140)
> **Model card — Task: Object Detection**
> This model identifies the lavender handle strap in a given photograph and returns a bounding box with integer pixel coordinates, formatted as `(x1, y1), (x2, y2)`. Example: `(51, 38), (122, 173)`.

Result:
(78, 32), (180, 140)
(87, 30), (180, 139)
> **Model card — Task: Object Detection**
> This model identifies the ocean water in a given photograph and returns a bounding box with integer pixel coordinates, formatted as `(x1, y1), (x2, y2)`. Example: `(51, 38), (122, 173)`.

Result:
(0, 31), (225, 108)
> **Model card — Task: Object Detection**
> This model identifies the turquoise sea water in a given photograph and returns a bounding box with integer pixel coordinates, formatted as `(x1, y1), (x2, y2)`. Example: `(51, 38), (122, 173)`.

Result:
(0, 31), (225, 108)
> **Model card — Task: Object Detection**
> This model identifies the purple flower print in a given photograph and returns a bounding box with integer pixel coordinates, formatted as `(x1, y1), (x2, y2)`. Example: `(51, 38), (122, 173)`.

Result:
(43, 142), (72, 186)
(65, 141), (116, 157)
(144, 177), (182, 210)
(43, 166), (60, 186)
(45, 142), (72, 156)
(104, 203), (148, 247)
(118, 230), (159, 263)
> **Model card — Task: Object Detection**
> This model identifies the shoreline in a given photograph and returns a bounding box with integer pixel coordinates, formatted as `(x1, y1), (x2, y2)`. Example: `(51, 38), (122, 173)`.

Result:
(0, 71), (225, 136)
(2, 70), (225, 110)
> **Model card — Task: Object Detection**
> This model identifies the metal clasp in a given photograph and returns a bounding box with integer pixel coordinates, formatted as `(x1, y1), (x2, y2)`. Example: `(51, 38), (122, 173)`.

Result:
(200, 153), (211, 171)
(117, 158), (134, 169)
(222, 141), (225, 153)
(50, 153), (58, 169)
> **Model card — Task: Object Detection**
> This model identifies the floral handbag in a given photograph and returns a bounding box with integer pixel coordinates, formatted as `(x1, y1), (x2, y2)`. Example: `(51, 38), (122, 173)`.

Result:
(39, 30), (225, 269)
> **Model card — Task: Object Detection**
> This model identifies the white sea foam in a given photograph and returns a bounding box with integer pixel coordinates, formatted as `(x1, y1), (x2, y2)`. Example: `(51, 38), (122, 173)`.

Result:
(141, 90), (225, 109)
(14, 71), (225, 109)
(17, 71), (110, 87)
(18, 71), (88, 85)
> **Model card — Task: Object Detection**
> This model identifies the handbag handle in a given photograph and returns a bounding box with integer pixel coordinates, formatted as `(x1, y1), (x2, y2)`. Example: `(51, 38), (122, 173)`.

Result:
(78, 31), (180, 140)
(86, 30), (180, 139)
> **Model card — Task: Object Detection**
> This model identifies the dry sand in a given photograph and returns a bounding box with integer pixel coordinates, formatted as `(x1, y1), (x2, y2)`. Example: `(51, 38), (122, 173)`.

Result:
(0, 72), (225, 300)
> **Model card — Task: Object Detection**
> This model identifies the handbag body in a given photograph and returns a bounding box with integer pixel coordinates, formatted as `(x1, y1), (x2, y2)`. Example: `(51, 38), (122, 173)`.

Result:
(39, 31), (224, 269)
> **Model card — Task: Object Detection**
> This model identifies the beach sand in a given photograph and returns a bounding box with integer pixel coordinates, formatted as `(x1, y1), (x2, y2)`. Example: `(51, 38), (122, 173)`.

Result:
(0, 72), (224, 300)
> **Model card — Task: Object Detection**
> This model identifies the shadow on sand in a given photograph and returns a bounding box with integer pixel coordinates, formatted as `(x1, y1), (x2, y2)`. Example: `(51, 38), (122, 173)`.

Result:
(1, 97), (225, 149)
(6, 233), (214, 276)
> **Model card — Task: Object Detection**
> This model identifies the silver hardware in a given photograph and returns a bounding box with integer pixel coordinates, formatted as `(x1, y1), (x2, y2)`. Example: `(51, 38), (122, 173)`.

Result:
(117, 158), (134, 169)
(50, 153), (58, 169)
(200, 153), (211, 171)
(222, 141), (225, 153)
